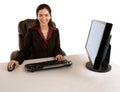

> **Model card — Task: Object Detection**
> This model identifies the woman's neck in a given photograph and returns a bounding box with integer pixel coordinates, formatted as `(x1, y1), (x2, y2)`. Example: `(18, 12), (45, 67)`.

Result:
(40, 25), (49, 32)
(40, 25), (49, 40)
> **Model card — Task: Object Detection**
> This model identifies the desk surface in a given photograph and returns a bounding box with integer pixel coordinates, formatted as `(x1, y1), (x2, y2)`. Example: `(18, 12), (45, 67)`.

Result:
(0, 54), (120, 92)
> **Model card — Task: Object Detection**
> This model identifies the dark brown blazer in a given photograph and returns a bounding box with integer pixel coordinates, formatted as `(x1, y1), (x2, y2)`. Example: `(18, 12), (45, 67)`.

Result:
(14, 27), (63, 64)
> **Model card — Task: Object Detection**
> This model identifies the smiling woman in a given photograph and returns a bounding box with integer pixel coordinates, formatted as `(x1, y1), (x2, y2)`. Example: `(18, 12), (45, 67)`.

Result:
(36, 4), (52, 39)
(7, 3), (65, 70)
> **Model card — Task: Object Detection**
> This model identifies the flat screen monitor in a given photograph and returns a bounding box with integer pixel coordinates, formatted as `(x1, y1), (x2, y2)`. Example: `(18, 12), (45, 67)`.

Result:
(85, 19), (113, 72)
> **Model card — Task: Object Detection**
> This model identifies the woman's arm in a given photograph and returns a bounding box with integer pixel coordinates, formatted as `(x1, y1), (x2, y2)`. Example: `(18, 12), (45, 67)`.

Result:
(14, 29), (32, 64)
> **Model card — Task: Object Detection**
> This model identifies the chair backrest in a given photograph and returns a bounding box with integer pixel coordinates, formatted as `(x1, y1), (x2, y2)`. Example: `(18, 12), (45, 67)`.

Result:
(18, 19), (36, 49)
(18, 19), (56, 50)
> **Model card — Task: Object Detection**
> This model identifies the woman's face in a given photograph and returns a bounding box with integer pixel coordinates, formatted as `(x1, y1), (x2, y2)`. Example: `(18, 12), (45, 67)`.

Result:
(37, 8), (51, 26)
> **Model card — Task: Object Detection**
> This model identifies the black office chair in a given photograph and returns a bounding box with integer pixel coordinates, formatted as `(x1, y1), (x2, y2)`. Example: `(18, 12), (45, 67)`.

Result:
(10, 19), (65, 60)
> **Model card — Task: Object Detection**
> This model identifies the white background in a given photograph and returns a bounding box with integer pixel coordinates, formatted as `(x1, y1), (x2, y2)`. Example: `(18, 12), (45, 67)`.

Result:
(0, 0), (120, 66)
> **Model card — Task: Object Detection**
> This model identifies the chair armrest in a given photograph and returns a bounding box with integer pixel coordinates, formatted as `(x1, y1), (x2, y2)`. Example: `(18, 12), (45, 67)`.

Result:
(10, 50), (19, 60)
(61, 50), (66, 56)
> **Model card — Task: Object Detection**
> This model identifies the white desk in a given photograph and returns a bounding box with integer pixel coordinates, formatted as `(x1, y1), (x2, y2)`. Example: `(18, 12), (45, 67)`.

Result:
(0, 54), (120, 92)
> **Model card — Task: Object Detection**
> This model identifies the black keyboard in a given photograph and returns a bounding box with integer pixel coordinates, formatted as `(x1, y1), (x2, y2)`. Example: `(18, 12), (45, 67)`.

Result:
(24, 59), (72, 72)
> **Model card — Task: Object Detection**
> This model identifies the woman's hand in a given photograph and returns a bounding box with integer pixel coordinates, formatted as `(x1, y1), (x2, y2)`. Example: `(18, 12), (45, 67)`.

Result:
(7, 60), (19, 69)
(55, 54), (64, 61)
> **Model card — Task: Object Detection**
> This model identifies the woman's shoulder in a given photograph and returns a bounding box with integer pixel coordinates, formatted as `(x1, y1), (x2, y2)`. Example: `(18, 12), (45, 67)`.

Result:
(28, 25), (39, 32)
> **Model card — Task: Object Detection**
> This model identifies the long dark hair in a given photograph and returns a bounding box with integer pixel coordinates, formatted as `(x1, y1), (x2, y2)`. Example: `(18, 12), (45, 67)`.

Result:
(36, 4), (55, 28)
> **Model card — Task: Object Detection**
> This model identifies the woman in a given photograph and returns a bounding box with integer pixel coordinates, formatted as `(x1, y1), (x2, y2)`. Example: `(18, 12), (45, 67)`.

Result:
(7, 4), (64, 69)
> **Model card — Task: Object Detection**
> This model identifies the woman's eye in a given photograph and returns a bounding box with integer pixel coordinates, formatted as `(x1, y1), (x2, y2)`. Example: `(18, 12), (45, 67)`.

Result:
(39, 14), (43, 17)
(45, 14), (48, 17)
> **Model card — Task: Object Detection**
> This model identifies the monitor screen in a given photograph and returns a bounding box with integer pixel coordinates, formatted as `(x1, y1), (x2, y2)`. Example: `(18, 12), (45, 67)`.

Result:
(85, 19), (113, 72)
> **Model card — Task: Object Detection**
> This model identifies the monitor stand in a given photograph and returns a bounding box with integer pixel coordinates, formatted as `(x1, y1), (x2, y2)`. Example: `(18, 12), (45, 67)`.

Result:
(86, 62), (111, 73)
(86, 45), (111, 73)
